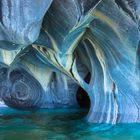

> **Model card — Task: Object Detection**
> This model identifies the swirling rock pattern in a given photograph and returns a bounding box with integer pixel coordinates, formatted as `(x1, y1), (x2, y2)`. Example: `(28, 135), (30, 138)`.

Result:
(0, 0), (140, 124)
(1, 68), (44, 109)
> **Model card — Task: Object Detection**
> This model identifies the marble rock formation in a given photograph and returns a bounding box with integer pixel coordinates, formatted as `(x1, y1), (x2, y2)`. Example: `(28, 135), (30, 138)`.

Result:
(0, 0), (140, 124)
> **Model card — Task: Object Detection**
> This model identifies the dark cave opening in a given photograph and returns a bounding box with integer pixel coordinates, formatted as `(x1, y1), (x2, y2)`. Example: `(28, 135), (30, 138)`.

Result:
(76, 72), (91, 113)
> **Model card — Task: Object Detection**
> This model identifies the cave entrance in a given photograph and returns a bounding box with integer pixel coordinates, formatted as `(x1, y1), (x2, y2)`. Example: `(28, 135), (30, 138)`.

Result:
(76, 72), (91, 115)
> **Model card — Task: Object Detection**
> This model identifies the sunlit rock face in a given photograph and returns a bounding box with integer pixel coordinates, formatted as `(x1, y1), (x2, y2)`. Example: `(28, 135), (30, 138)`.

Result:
(0, 0), (140, 124)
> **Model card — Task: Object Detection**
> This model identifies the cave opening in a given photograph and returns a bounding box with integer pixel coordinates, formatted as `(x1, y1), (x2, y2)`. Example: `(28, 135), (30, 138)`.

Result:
(76, 72), (91, 114)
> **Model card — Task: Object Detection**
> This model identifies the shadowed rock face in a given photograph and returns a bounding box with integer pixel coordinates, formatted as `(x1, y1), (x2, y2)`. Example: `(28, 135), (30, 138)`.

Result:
(1, 68), (44, 109)
(0, 0), (140, 124)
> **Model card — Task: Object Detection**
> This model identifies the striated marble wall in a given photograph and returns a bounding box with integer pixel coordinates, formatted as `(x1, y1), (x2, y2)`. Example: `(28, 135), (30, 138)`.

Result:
(0, 0), (140, 124)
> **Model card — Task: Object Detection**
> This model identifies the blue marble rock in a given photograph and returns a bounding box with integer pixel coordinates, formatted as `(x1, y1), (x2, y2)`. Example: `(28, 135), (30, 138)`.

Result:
(0, 0), (140, 124)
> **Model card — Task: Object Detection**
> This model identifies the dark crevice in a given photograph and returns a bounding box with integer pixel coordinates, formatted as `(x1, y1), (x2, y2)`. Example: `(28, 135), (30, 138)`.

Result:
(76, 72), (91, 115)
(76, 87), (90, 109)
(84, 72), (91, 84)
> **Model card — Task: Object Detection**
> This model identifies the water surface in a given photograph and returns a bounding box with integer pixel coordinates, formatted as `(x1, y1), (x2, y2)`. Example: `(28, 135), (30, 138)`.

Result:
(0, 107), (140, 140)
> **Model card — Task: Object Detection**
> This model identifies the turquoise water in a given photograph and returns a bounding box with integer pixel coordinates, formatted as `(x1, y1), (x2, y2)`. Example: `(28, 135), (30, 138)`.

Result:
(0, 108), (140, 140)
